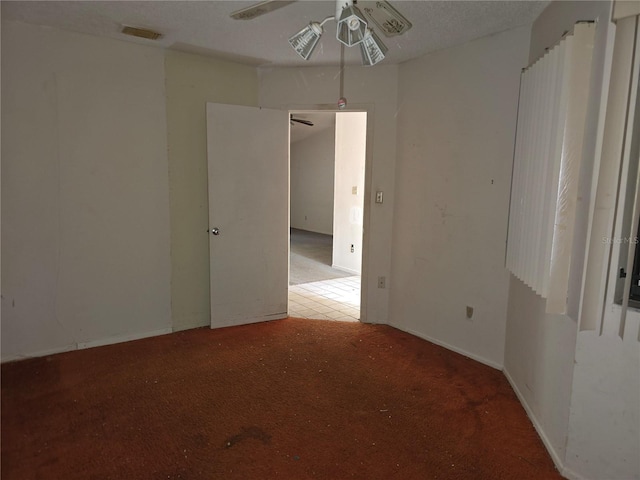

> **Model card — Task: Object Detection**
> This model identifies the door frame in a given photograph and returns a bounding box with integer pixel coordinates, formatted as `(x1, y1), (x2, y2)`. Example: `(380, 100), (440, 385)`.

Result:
(288, 103), (373, 322)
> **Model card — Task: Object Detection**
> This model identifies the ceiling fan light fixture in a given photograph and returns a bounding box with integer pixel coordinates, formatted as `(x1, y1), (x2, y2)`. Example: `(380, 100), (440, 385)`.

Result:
(360, 28), (388, 66)
(289, 22), (324, 60)
(336, 5), (367, 47)
(362, 1), (413, 37)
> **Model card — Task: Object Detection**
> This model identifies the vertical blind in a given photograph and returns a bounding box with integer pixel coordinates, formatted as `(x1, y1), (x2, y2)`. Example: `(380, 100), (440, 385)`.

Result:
(506, 23), (595, 314)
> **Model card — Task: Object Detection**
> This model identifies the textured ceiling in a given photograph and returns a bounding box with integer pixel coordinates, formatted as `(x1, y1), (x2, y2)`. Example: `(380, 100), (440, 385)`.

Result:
(1, 0), (549, 67)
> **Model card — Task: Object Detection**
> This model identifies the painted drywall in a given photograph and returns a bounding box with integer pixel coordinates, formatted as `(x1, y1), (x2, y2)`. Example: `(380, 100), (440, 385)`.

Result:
(390, 26), (530, 368)
(165, 50), (258, 331)
(505, 2), (612, 464)
(259, 65), (398, 325)
(564, 8), (640, 480)
(1, 21), (171, 361)
(332, 112), (366, 274)
(290, 126), (335, 235)
(505, 2), (640, 479)
(566, 326), (640, 479)
(504, 277), (578, 465)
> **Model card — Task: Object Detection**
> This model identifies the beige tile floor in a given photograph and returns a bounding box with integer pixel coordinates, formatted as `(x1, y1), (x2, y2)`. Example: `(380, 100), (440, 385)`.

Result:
(288, 275), (360, 322)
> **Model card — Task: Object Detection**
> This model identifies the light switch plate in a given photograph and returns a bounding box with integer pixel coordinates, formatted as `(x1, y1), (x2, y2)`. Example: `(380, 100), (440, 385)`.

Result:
(375, 191), (384, 203)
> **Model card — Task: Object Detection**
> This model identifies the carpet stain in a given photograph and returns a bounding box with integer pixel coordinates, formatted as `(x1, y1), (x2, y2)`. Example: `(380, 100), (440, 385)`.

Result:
(191, 432), (210, 447)
(224, 426), (271, 449)
(2, 319), (563, 479)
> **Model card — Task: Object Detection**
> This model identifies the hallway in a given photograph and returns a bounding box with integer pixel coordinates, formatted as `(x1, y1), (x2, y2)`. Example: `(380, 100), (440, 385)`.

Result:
(289, 228), (360, 321)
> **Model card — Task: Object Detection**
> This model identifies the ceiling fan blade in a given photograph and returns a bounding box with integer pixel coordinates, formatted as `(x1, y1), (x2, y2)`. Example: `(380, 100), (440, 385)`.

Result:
(230, 0), (297, 20)
(359, 0), (412, 37)
(291, 117), (314, 127)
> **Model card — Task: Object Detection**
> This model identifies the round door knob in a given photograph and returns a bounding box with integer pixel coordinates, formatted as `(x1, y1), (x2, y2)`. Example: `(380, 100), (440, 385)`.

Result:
(211, 227), (220, 236)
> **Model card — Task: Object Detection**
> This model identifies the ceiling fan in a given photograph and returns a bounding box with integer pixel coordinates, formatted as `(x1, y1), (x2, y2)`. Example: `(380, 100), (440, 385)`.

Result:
(230, 0), (412, 65)
(290, 114), (314, 127)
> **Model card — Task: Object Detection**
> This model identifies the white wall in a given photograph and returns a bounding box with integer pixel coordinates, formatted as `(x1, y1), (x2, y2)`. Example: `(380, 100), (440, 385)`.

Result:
(389, 26), (530, 368)
(566, 328), (640, 479)
(290, 126), (335, 234)
(165, 50), (258, 332)
(505, 276), (578, 465)
(1, 21), (171, 360)
(332, 112), (366, 274)
(505, 2), (611, 463)
(564, 6), (640, 479)
(259, 65), (398, 325)
(505, 3), (640, 479)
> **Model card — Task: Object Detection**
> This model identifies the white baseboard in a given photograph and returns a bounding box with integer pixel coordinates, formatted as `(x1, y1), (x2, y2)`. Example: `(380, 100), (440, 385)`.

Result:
(398, 325), (504, 370)
(561, 466), (589, 480)
(389, 329), (583, 479)
(1, 327), (173, 363)
(77, 327), (173, 350)
(210, 312), (288, 329)
(331, 265), (360, 275)
(502, 368), (579, 479)
(1, 344), (77, 363)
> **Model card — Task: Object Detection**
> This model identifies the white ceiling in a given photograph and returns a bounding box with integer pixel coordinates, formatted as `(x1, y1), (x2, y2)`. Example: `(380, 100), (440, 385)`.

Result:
(1, 0), (548, 67)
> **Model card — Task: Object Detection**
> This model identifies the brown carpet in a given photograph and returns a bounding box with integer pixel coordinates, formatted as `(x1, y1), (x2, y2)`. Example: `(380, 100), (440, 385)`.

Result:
(1, 318), (562, 479)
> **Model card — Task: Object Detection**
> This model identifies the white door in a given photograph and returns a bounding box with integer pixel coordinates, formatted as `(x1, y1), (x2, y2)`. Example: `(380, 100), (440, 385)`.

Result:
(206, 103), (289, 328)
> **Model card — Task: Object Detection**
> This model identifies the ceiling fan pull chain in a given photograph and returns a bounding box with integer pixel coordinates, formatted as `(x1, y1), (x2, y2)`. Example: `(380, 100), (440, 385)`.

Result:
(338, 43), (347, 109)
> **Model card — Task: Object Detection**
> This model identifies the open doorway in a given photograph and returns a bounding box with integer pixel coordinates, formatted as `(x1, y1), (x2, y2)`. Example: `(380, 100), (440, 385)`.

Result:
(288, 111), (367, 322)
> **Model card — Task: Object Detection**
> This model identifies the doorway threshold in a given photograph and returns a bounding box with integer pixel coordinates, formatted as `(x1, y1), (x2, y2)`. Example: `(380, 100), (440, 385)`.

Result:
(288, 276), (360, 322)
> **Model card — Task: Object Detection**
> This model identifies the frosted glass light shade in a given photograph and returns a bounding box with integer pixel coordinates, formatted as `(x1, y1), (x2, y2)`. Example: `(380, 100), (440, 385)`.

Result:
(361, 1), (412, 37)
(289, 22), (323, 60)
(360, 28), (387, 66)
(336, 5), (367, 47)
